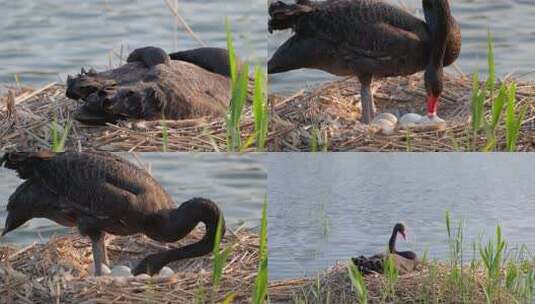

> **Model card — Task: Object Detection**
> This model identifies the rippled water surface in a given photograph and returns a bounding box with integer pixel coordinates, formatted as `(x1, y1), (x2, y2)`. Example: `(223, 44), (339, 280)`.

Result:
(269, 0), (535, 94)
(0, 0), (266, 92)
(0, 153), (266, 246)
(267, 154), (535, 280)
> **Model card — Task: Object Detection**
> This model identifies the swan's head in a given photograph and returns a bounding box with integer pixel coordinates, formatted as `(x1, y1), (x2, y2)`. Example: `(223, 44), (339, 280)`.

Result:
(394, 222), (407, 240)
(1, 208), (30, 238)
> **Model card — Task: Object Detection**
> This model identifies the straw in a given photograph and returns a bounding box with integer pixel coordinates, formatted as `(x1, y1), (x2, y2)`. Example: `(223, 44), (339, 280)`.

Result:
(0, 228), (259, 303)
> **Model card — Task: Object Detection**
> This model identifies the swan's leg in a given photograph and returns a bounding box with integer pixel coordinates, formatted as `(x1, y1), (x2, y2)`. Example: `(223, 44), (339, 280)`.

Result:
(79, 217), (108, 276)
(359, 76), (375, 124)
(91, 235), (104, 276)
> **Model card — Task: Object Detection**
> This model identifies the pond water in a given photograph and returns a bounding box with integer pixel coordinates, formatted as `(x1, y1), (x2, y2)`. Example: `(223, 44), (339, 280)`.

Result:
(0, 0), (266, 93)
(269, 0), (535, 94)
(0, 153), (266, 246)
(267, 153), (535, 280)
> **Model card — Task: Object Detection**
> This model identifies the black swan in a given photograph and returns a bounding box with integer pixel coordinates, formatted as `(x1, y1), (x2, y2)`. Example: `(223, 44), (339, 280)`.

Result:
(66, 47), (236, 125)
(1, 151), (224, 276)
(352, 223), (418, 275)
(268, 0), (461, 125)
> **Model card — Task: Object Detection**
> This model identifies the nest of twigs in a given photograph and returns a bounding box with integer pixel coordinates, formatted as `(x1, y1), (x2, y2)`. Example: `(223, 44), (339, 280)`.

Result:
(0, 83), (273, 152)
(269, 72), (535, 151)
(0, 227), (259, 303)
(268, 262), (517, 304)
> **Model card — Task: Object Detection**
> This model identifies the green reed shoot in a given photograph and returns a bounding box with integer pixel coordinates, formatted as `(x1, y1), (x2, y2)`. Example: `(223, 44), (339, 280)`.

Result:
(310, 127), (319, 152)
(212, 215), (232, 289)
(50, 115), (72, 152)
(471, 31), (525, 152)
(225, 18), (249, 152)
(252, 65), (268, 151)
(505, 83), (526, 152)
(160, 119), (169, 152)
(479, 225), (506, 303)
(252, 198), (269, 304)
(444, 211), (470, 299)
(347, 263), (368, 303)
(382, 253), (399, 301)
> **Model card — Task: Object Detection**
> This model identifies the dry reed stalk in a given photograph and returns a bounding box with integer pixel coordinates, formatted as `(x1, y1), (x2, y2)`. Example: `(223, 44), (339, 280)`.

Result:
(268, 262), (517, 304)
(0, 84), (273, 152)
(269, 72), (535, 152)
(0, 228), (259, 303)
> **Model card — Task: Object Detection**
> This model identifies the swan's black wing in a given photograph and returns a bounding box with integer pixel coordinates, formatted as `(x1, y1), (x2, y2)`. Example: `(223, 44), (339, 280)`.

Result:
(2, 152), (174, 219)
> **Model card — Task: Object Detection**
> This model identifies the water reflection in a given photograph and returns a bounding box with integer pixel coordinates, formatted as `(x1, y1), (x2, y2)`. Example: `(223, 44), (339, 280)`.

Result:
(267, 153), (535, 280)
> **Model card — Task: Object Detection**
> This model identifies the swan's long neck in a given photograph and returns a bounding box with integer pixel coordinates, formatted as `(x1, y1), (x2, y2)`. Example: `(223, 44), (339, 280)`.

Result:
(423, 0), (452, 69)
(388, 227), (399, 254)
(422, 0), (454, 116)
(142, 198), (224, 273)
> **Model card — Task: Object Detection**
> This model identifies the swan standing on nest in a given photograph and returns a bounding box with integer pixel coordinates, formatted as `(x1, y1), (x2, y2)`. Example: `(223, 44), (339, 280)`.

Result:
(268, 0), (461, 127)
(352, 223), (418, 275)
(1, 152), (224, 276)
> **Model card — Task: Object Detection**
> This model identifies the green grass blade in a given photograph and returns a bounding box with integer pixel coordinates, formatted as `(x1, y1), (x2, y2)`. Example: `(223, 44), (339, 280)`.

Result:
(224, 17), (237, 83)
(347, 263), (368, 303)
(227, 65), (250, 151)
(485, 30), (496, 95)
(160, 119), (168, 152)
(253, 197), (269, 304)
(252, 65), (268, 151)
(212, 215), (232, 288)
(490, 84), (507, 130)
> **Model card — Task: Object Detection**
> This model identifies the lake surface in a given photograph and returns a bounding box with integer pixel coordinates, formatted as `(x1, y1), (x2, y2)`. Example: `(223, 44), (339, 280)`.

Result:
(0, 153), (266, 246)
(0, 0), (266, 93)
(269, 0), (535, 94)
(267, 153), (535, 280)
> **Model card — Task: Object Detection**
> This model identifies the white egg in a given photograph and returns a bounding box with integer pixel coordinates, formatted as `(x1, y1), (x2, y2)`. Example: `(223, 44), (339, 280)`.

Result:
(89, 263), (111, 276)
(112, 277), (128, 285)
(371, 113), (397, 135)
(111, 265), (133, 277)
(135, 274), (152, 280)
(373, 113), (398, 125)
(158, 266), (175, 278)
(418, 115), (446, 125)
(374, 119), (396, 135)
(399, 113), (423, 128)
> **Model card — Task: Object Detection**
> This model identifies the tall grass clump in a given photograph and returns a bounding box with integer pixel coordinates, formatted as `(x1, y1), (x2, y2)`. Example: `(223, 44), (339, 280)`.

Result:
(479, 225), (506, 302)
(225, 18), (269, 152)
(225, 18), (249, 152)
(252, 198), (269, 304)
(212, 215), (233, 291)
(470, 31), (526, 152)
(347, 263), (368, 303)
(382, 253), (399, 301)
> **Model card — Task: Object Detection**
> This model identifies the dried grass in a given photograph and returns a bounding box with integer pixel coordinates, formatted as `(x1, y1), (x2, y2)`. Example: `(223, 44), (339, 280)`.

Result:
(0, 227), (259, 303)
(268, 262), (508, 304)
(269, 72), (535, 151)
(3, 72), (535, 152)
(0, 83), (274, 152)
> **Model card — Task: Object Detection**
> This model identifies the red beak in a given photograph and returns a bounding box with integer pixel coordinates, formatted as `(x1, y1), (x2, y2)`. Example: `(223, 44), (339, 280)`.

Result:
(426, 95), (439, 117)
(400, 231), (407, 240)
